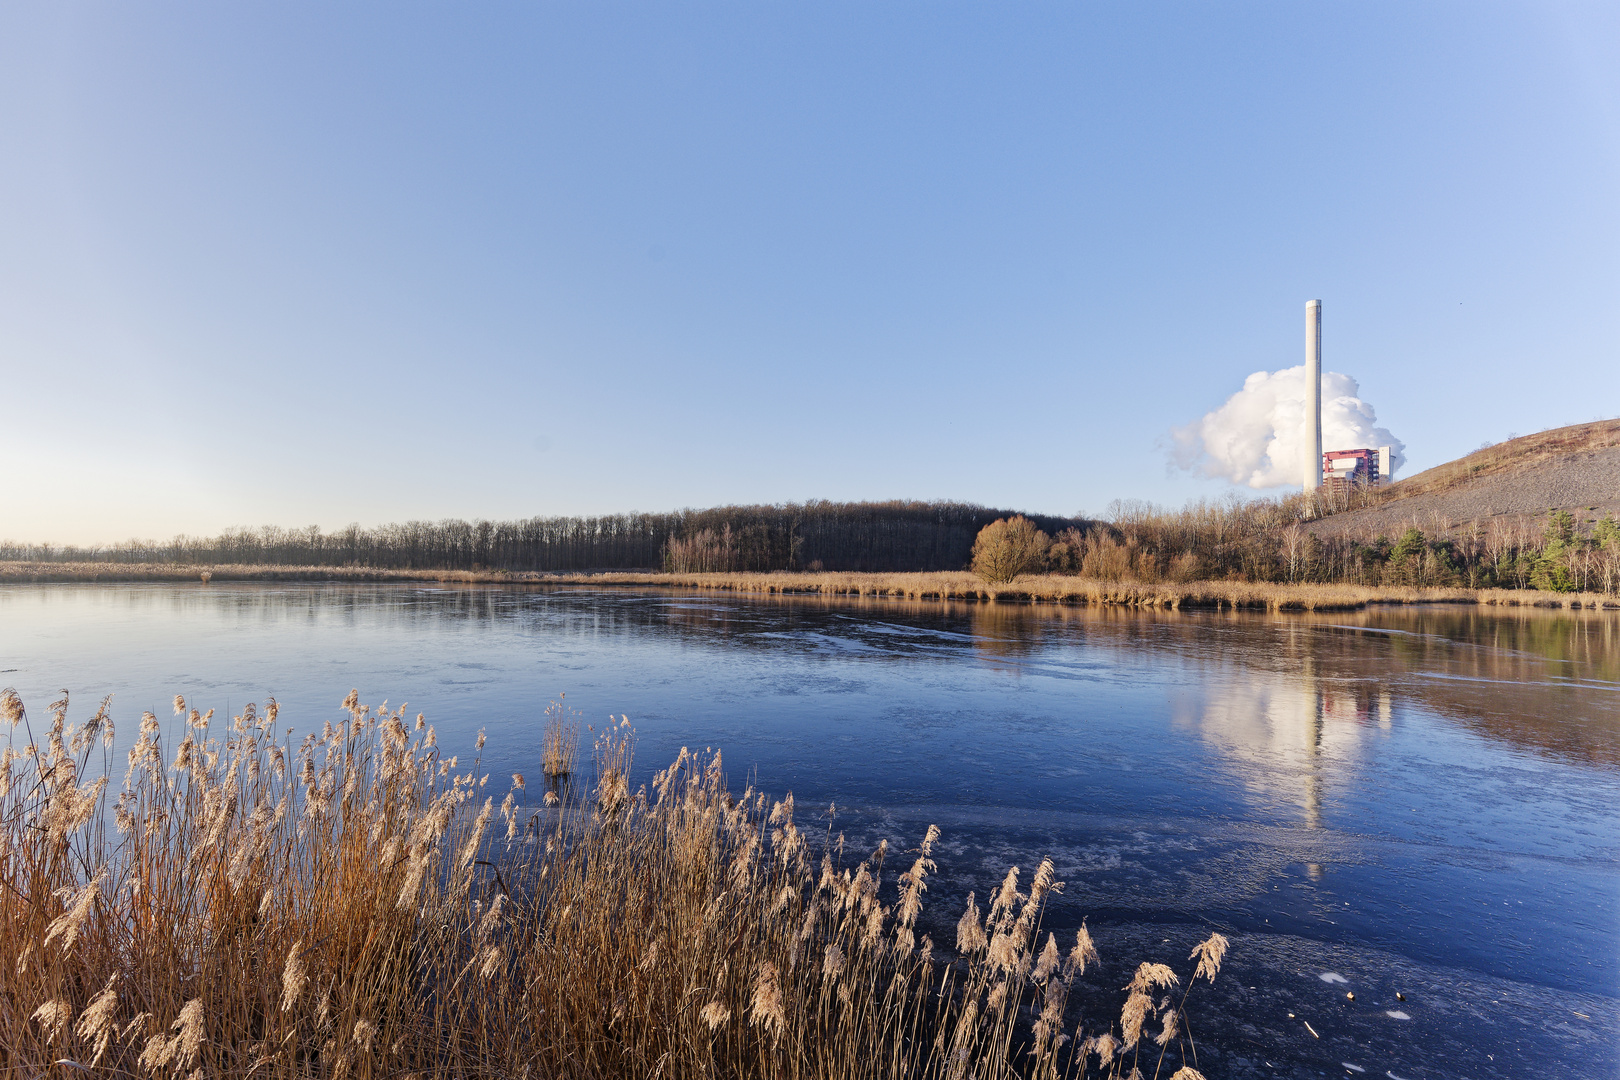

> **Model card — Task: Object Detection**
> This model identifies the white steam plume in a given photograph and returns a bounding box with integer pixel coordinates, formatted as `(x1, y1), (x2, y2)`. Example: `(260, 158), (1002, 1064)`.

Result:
(1171, 366), (1406, 489)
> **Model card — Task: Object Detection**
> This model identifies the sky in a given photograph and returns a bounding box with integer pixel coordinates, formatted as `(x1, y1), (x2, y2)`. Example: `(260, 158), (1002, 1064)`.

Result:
(2, 2), (1617, 546)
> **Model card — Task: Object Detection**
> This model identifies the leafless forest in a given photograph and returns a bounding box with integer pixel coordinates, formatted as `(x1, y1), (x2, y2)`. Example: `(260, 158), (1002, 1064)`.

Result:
(0, 502), (1081, 575)
(3, 494), (1615, 595)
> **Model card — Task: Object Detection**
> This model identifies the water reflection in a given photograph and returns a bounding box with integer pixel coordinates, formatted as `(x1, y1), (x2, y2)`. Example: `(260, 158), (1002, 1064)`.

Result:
(969, 603), (1049, 663)
(1177, 649), (1399, 878)
(1260, 611), (1617, 769)
(1305, 609), (1620, 767)
(7, 583), (1611, 769)
(2, 585), (1616, 1009)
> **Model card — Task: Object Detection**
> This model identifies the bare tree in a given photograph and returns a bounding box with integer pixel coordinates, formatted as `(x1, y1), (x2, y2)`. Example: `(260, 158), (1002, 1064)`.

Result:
(1281, 523), (1307, 583)
(971, 517), (1052, 584)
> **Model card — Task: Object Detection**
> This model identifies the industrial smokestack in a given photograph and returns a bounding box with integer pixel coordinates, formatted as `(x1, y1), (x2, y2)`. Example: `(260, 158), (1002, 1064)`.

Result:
(1303, 300), (1322, 492)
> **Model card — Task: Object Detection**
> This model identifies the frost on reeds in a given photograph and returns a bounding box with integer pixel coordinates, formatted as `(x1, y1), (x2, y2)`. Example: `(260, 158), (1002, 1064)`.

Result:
(0, 688), (1233, 1079)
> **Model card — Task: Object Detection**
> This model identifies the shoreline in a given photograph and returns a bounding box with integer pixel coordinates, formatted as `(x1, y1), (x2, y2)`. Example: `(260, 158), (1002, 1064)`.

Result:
(2, 561), (1614, 611)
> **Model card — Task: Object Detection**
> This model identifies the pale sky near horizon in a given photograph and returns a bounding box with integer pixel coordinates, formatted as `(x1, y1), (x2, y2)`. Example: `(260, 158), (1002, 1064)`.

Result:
(2, 3), (1617, 546)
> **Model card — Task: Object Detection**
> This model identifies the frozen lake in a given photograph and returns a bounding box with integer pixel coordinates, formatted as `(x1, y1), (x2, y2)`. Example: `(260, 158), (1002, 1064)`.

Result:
(2, 583), (1616, 1077)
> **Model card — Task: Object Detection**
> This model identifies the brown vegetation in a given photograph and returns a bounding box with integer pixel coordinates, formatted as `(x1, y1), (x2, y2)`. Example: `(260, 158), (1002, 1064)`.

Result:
(2, 561), (1615, 610)
(1304, 421), (1620, 564)
(978, 489), (1620, 595)
(0, 688), (1226, 1078)
(541, 695), (581, 781)
(971, 517), (1052, 584)
(617, 572), (1614, 611)
(1371, 419), (1620, 502)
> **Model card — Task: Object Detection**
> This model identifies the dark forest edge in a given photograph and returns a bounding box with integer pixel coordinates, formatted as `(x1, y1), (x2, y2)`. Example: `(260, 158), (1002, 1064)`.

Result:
(0, 501), (1080, 575)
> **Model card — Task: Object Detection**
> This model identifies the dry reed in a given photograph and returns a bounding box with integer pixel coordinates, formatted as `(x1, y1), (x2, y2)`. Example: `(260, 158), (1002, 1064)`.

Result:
(541, 694), (581, 781)
(0, 689), (1233, 1079)
(4, 562), (1615, 610)
(554, 572), (1619, 612)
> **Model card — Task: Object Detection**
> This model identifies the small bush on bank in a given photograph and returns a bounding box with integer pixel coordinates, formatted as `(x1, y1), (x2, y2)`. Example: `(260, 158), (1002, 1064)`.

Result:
(972, 517), (1052, 583)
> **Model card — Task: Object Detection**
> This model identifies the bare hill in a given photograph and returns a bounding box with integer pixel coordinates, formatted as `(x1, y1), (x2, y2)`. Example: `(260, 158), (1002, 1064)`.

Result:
(1307, 419), (1620, 539)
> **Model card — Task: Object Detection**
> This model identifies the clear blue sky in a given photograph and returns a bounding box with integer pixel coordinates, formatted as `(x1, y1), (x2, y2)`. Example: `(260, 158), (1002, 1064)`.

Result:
(3, 3), (1616, 544)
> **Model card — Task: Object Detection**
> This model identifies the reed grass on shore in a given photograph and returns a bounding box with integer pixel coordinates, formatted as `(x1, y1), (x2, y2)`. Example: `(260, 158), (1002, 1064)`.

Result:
(575, 572), (1620, 612)
(1, 689), (1221, 1079)
(541, 695), (581, 781)
(3, 561), (1615, 611)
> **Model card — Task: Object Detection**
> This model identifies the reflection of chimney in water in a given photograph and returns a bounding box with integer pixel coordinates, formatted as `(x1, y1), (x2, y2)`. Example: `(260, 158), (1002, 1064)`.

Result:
(1302, 653), (1324, 880)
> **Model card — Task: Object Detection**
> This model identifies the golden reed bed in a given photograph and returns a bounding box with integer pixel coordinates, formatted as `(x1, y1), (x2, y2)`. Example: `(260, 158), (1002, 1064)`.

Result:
(1, 689), (1222, 1078)
(3, 561), (1615, 611)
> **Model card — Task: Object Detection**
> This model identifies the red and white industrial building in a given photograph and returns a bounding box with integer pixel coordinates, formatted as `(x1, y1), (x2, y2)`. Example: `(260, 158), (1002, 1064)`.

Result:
(1301, 301), (1393, 494)
(1321, 446), (1392, 490)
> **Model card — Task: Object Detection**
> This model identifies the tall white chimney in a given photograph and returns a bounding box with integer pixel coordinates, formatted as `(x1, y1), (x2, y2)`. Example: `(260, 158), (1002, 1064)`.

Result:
(1304, 300), (1322, 492)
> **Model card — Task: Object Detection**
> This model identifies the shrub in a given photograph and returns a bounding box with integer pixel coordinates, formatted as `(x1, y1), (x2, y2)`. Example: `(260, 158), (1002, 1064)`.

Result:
(1081, 538), (1134, 581)
(1046, 527), (1086, 573)
(972, 516), (1051, 583)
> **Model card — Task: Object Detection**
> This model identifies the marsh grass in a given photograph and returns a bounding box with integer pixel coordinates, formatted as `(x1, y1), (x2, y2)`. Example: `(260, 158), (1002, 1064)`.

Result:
(1, 689), (1226, 1079)
(568, 572), (1618, 612)
(5, 561), (1615, 611)
(541, 695), (582, 782)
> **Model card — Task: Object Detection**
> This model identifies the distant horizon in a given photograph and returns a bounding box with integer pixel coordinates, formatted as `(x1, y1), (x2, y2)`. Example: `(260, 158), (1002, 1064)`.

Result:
(21, 415), (1620, 549)
(3, 4), (1615, 545)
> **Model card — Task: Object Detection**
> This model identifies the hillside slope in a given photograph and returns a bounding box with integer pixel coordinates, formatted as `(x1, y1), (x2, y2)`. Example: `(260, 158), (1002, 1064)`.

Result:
(1308, 419), (1620, 539)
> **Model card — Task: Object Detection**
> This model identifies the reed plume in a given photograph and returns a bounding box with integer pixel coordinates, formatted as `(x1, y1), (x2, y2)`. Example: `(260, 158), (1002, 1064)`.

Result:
(540, 694), (580, 779)
(0, 687), (1236, 1079)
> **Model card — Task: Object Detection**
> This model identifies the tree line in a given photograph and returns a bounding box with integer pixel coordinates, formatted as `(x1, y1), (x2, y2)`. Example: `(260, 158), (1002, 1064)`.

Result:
(7, 494), (1615, 594)
(0, 502), (1085, 575)
(970, 498), (1620, 595)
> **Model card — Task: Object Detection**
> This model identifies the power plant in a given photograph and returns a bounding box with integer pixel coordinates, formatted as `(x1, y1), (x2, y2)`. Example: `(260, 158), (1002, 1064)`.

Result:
(1302, 300), (1391, 494)
(1322, 446), (1391, 487)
